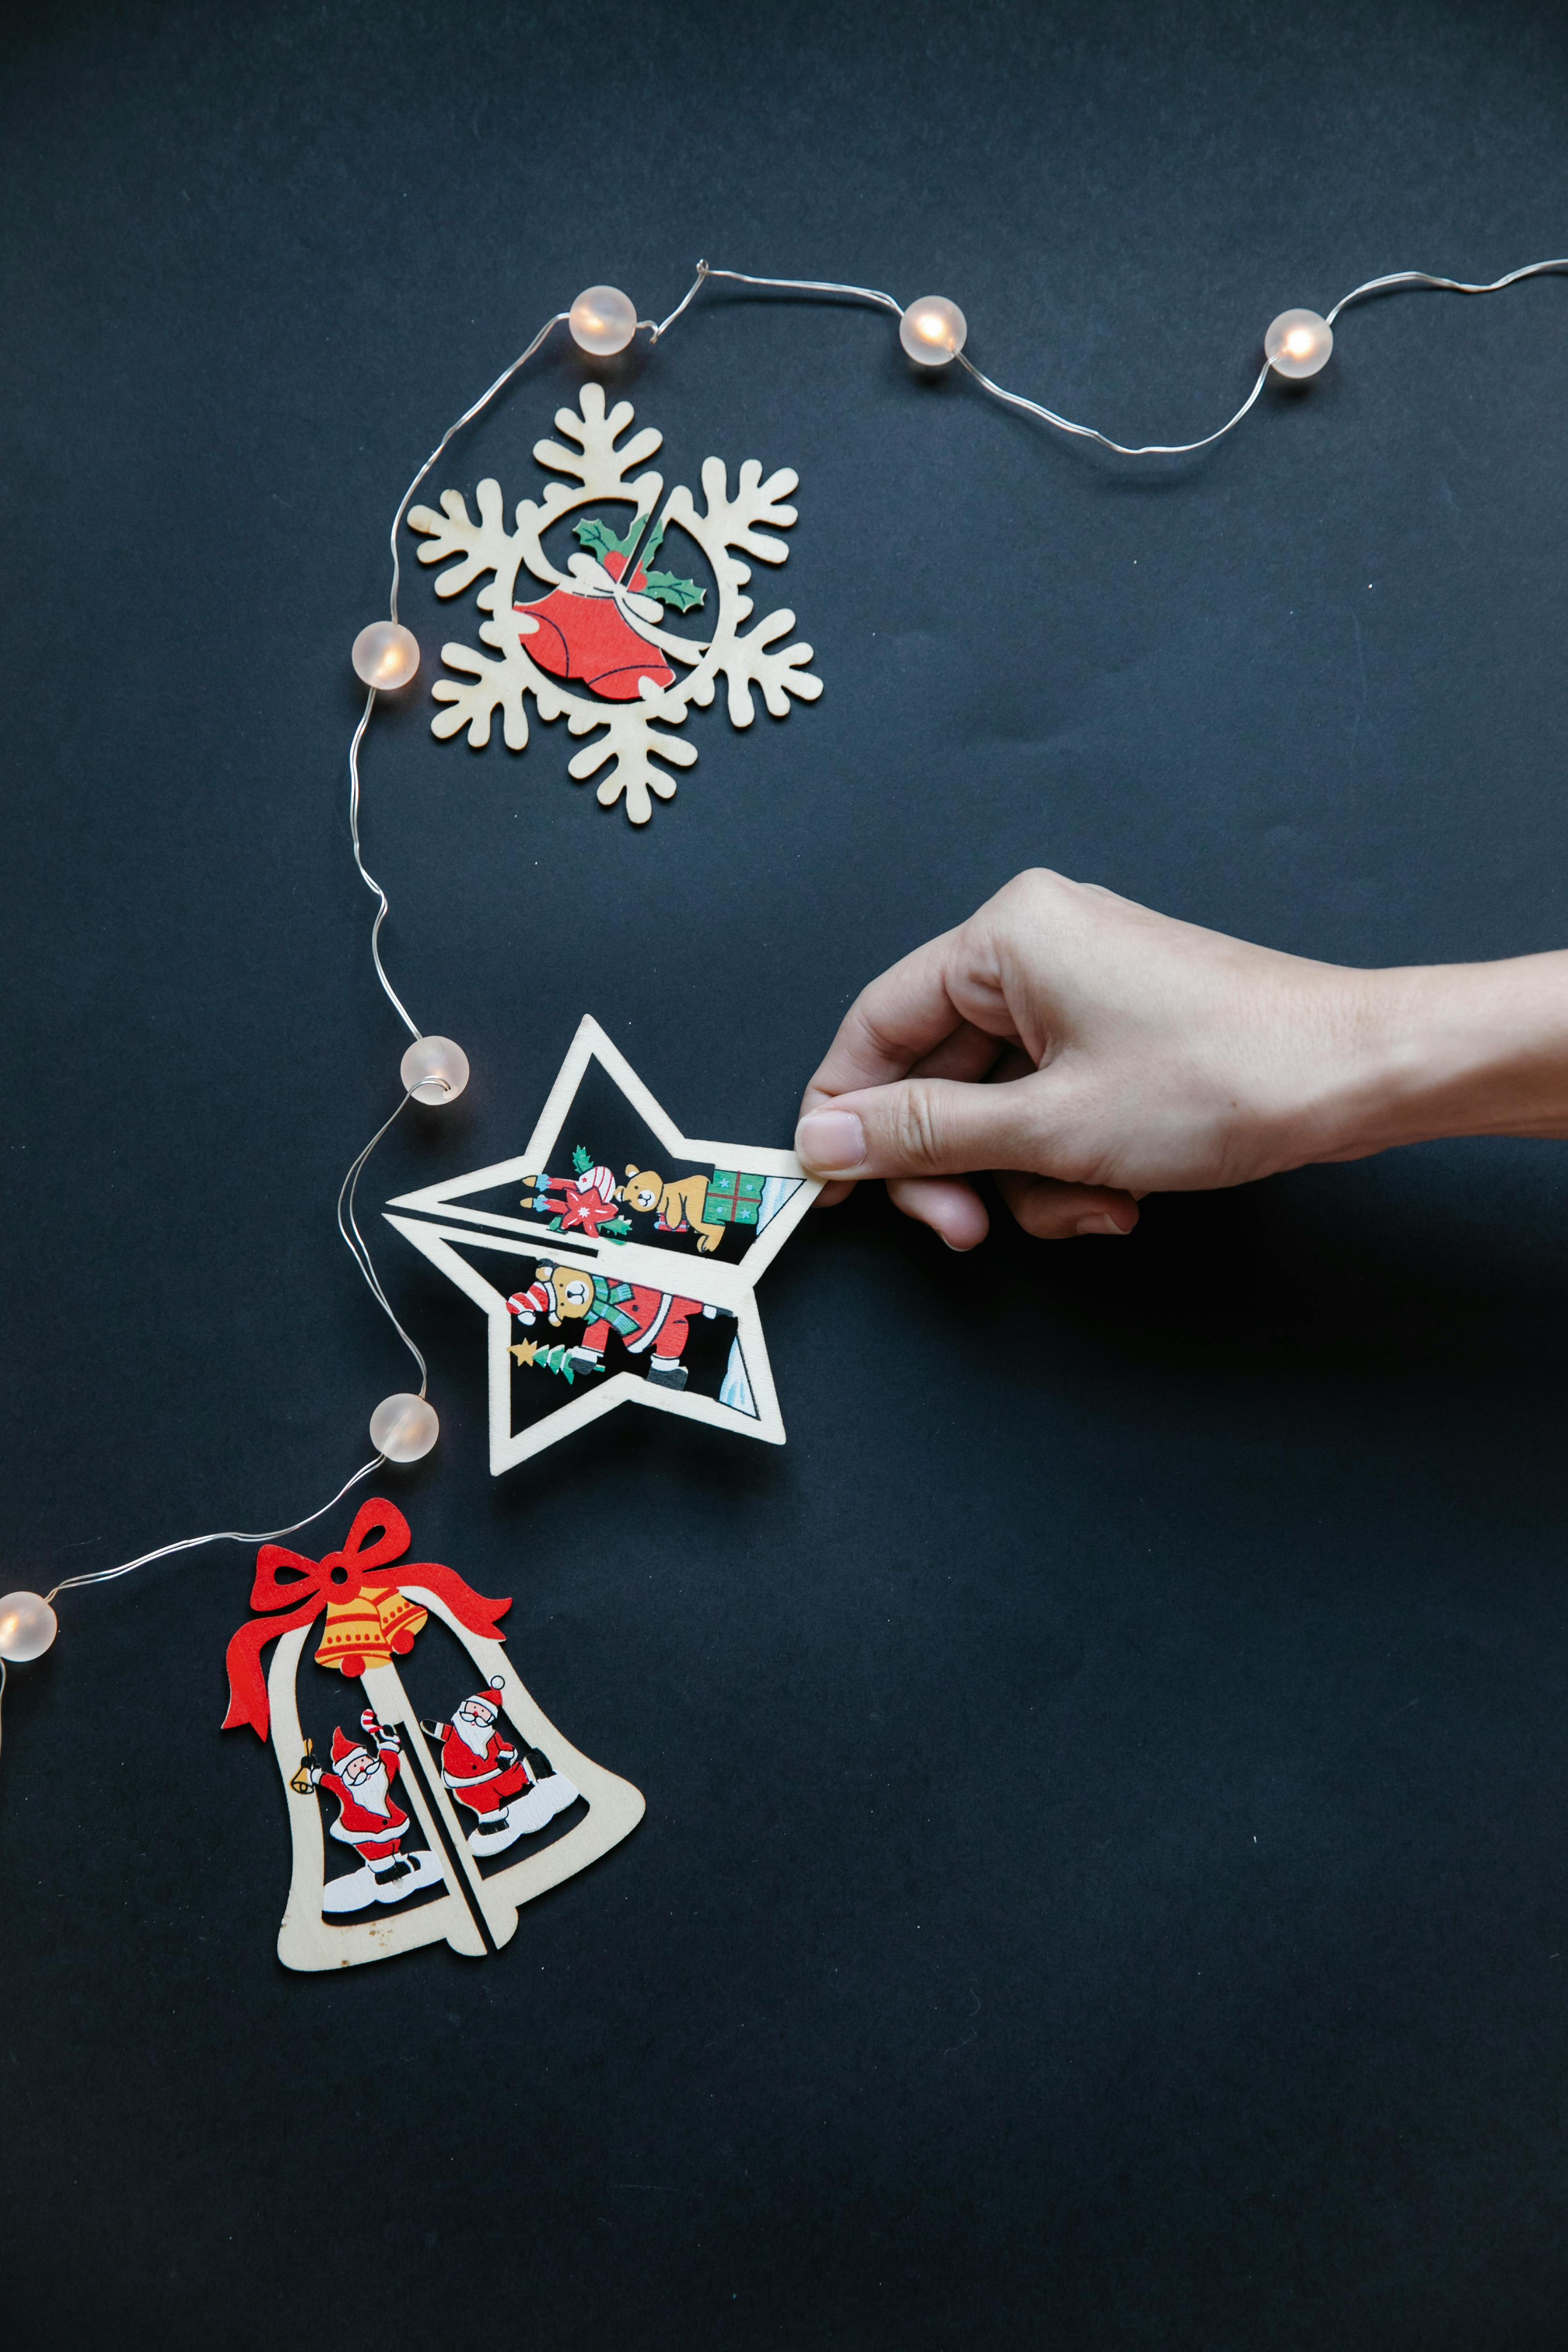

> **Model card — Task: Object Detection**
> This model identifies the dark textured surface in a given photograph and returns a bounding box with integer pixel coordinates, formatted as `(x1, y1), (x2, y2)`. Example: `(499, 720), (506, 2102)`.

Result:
(5, 3), (1568, 2345)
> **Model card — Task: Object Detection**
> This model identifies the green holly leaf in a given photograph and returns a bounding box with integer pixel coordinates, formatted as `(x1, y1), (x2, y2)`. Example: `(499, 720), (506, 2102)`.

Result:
(574, 517), (630, 564)
(547, 1215), (563, 1232)
(603, 1216), (632, 1240)
(643, 569), (706, 613)
(576, 513), (657, 567)
(571, 1143), (593, 1174)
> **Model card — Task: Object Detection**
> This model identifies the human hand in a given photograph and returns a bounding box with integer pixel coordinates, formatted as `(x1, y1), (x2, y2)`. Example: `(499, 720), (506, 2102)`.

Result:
(794, 868), (1406, 1250)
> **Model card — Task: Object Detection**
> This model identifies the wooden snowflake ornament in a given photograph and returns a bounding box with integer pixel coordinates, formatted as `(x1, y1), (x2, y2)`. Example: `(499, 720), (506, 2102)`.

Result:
(408, 382), (822, 824)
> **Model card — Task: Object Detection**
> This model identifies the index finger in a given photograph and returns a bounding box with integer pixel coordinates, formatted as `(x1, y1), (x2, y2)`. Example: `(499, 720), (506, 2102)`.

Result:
(801, 927), (974, 1113)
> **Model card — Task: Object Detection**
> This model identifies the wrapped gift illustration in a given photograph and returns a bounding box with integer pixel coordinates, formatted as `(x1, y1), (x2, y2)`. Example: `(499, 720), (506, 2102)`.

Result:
(706, 1169), (768, 1228)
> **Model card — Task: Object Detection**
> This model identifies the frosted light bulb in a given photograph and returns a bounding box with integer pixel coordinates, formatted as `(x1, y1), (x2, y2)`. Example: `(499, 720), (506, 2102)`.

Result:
(352, 621), (421, 690)
(371, 1394), (439, 1463)
(0, 1591), (57, 1663)
(400, 1034), (470, 1104)
(899, 295), (967, 368)
(1264, 308), (1333, 380)
(569, 285), (637, 356)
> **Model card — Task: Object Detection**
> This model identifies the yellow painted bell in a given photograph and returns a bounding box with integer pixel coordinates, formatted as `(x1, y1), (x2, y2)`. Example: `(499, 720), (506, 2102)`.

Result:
(376, 1588), (429, 1658)
(312, 1588), (428, 1679)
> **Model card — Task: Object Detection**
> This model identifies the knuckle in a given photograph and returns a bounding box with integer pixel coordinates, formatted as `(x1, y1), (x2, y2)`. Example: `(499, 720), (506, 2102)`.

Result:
(890, 1082), (944, 1171)
(999, 865), (1063, 909)
(855, 1002), (908, 1068)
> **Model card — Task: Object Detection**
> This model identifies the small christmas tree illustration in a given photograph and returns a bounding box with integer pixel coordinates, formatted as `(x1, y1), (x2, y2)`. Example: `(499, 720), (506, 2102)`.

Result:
(509, 1338), (579, 1383)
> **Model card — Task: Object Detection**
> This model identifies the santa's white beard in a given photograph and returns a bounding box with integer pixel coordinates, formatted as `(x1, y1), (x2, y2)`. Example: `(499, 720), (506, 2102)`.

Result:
(453, 1710), (495, 1757)
(344, 1760), (390, 1815)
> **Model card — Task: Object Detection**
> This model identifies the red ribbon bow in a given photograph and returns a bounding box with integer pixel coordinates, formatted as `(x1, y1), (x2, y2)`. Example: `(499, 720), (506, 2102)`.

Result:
(222, 1498), (512, 1740)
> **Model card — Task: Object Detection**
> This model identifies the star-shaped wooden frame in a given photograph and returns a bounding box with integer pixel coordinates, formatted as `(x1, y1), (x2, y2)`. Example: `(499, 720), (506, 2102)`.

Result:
(385, 1017), (819, 1476)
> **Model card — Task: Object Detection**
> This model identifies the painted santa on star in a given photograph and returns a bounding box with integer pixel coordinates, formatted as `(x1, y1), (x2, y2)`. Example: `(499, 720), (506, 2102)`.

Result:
(508, 1262), (720, 1391)
(420, 1676), (580, 1855)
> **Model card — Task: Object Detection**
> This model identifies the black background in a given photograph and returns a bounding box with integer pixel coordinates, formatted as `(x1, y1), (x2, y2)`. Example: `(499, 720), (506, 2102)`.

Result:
(4, 3), (1568, 2345)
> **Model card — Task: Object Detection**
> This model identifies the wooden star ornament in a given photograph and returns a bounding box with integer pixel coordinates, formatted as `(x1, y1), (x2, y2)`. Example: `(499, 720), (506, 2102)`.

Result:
(385, 1018), (819, 1476)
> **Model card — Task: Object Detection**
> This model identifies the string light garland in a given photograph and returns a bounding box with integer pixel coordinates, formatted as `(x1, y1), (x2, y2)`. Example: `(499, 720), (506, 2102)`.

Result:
(5, 245), (1567, 1752)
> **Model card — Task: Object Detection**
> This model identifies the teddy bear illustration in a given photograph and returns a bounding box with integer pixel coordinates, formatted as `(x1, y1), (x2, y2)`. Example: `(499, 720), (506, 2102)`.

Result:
(618, 1165), (727, 1253)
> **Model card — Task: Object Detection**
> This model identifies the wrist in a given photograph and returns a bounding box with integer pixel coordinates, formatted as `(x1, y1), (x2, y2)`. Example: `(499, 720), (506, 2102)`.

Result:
(1317, 953), (1568, 1161)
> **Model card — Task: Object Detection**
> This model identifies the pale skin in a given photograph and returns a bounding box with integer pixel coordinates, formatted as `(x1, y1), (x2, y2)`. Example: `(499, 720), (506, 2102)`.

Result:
(794, 868), (1568, 1251)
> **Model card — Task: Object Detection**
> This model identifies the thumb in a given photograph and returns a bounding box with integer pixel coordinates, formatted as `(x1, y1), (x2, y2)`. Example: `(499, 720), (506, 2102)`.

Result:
(795, 1071), (1058, 1182)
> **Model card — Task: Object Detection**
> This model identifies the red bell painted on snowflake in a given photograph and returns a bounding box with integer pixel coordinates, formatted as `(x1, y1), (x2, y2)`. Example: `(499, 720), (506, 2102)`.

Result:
(411, 383), (820, 823)
(515, 511), (704, 701)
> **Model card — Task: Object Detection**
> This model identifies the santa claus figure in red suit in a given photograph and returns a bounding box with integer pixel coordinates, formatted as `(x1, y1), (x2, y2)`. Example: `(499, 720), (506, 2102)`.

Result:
(508, 1263), (718, 1391)
(302, 1709), (441, 1913)
(420, 1676), (580, 1855)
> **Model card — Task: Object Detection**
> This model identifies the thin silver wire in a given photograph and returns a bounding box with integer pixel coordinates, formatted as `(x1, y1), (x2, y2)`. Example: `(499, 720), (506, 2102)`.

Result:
(40, 1456), (383, 1607)
(655, 260), (1267, 451)
(348, 687), (421, 1041)
(1324, 256), (1568, 326)
(658, 261), (1267, 452)
(354, 310), (572, 1045)
(957, 350), (1271, 457)
(650, 261), (711, 339)
(337, 1090), (430, 1395)
(388, 311), (569, 622)
(660, 262), (903, 335)
(666, 252), (1568, 459)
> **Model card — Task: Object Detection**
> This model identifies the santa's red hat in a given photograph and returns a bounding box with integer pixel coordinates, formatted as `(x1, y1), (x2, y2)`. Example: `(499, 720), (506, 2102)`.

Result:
(508, 1281), (553, 1323)
(331, 1725), (366, 1767)
(462, 1680), (504, 1720)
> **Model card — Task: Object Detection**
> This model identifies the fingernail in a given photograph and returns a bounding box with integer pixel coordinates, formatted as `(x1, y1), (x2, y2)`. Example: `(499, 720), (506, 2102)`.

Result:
(795, 1109), (867, 1175)
(1074, 1213), (1129, 1237)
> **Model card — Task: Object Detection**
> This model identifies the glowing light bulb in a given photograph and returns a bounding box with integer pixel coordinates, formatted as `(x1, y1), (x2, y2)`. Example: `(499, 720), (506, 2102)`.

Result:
(1264, 308), (1333, 380)
(0, 1591), (57, 1662)
(370, 1394), (439, 1463)
(400, 1034), (470, 1105)
(351, 621), (421, 690)
(569, 285), (637, 356)
(899, 295), (968, 368)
